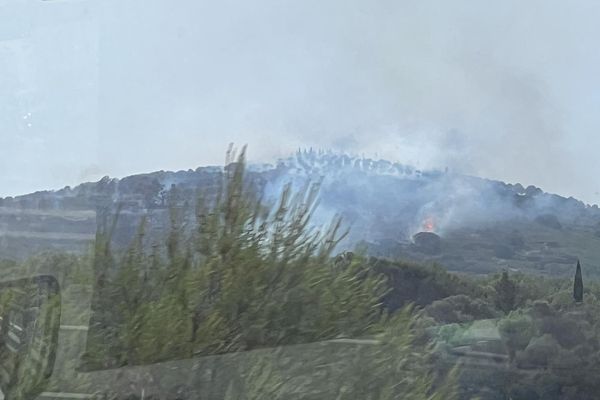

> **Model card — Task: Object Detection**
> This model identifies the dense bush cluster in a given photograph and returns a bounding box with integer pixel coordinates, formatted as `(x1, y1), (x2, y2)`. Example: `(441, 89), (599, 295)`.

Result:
(4, 149), (600, 399)
(76, 148), (458, 399)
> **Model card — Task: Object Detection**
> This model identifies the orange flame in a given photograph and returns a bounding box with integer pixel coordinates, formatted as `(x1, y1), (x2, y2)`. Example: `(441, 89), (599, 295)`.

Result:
(422, 217), (435, 232)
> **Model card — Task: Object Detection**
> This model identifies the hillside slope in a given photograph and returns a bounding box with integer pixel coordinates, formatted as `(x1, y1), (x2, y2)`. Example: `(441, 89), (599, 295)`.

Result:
(1, 150), (599, 276)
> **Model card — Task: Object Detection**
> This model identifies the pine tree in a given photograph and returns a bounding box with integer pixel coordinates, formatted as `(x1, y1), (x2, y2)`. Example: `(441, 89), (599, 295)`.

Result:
(574, 260), (583, 303)
(78, 147), (459, 399)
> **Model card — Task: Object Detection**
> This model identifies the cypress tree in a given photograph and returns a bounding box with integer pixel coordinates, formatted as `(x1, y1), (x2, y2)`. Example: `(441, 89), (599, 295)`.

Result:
(574, 260), (583, 303)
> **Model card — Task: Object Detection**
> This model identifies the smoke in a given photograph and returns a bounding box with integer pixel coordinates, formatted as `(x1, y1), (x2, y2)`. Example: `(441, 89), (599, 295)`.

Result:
(255, 153), (486, 243)
(254, 151), (593, 253)
(2, 0), (600, 204)
(89, 0), (600, 205)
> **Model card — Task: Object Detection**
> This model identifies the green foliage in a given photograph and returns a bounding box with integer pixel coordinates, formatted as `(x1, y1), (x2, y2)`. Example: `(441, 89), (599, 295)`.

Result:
(77, 147), (457, 398)
(95, 147), (379, 362)
(373, 259), (485, 311)
(493, 270), (518, 314)
(426, 294), (500, 324)
(7, 149), (600, 398)
(492, 300), (600, 400)
(498, 311), (535, 361)
(224, 308), (460, 400)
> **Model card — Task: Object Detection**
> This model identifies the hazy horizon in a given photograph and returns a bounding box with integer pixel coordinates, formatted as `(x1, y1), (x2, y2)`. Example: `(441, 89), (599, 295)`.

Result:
(2, 1), (600, 203)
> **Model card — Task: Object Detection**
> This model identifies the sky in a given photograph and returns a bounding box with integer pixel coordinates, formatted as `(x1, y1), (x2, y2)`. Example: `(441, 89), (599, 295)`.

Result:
(1, 0), (600, 203)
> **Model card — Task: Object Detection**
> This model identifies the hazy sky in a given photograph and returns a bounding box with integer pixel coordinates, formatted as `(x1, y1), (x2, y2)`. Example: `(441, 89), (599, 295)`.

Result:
(2, 0), (600, 203)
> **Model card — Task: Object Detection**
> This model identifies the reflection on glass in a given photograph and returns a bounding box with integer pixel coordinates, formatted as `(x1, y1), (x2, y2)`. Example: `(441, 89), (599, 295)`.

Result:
(0, 276), (60, 400)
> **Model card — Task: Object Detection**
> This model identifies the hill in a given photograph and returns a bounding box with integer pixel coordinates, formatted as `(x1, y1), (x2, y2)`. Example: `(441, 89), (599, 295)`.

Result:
(1, 149), (599, 276)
